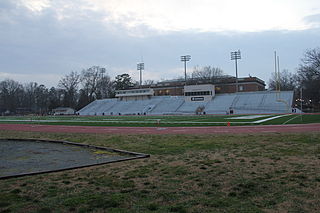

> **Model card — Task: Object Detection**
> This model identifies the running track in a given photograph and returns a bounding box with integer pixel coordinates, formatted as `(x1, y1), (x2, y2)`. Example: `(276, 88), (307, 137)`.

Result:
(0, 123), (319, 135)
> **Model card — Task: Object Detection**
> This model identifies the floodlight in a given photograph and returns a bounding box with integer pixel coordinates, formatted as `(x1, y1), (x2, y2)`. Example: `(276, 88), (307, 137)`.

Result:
(180, 55), (191, 85)
(230, 50), (241, 92)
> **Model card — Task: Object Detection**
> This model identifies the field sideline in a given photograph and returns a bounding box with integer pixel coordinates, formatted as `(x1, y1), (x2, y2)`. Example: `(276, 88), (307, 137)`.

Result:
(0, 113), (319, 127)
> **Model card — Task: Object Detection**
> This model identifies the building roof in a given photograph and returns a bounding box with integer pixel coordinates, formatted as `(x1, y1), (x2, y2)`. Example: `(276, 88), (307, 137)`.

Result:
(131, 76), (266, 89)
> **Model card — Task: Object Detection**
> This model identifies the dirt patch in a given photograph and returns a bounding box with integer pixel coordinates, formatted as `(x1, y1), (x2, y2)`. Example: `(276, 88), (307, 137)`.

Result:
(0, 139), (149, 179)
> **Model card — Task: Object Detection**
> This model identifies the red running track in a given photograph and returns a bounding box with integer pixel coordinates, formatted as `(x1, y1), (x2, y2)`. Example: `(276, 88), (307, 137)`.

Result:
(0, 123), (319, 135)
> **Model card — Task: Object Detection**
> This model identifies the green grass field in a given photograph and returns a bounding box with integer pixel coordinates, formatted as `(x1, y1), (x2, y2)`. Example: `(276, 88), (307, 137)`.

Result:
(0, 113), (319, 127)
(1, 130), (320, 212)
(1, 114), (320, 212)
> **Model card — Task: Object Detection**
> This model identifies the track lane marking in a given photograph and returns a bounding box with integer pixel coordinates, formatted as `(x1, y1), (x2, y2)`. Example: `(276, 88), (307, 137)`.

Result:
(253, 114), (291, 124)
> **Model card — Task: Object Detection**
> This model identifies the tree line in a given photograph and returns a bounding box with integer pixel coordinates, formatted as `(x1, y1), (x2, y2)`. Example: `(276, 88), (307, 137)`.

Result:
(0, 48), (319, 114)
(268, 48), (320, 111)
(0, 64), (227, 115)
(0, 66), (135, 115)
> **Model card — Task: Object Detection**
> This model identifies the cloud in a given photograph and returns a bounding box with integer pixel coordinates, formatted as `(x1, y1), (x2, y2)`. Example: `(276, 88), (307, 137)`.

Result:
(0, 72), (61, 87)
(0, 0), (319, 88)
(304, 13), (320, 28)
(6, 0), (320, 34)
(87, 0), (320, 33)
(19, 0), (51, 13)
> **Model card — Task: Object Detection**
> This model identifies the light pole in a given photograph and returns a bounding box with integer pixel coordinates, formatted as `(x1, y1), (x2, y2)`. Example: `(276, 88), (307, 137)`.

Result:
(100, 67), (106, 78)
(137, 62), (144, 88)
(300, 87), (303, 122)
(180, 55), (191, 85)
(231, 50), (241, 92)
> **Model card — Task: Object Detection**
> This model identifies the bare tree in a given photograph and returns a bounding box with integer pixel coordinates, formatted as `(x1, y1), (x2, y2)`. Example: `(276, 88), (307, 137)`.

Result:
(81, 66), (106, 103)
(268, 69), (298, 91)
(302, 48), (320, 71)
(297, 48), (320, 111)
(0, 79), (65, 114)
(34, 84), (49, 115)
(0, 79), (23, 113)
(48, 87), (63, 111)
(191, 66), (224, 80)
(58, 71), (80, 108)
(96, 74), (114, 99)
(24, 82), (38, 112)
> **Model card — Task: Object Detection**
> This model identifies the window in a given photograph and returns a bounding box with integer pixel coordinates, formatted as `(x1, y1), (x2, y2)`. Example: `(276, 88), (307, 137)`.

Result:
(185, 91), (211, 96)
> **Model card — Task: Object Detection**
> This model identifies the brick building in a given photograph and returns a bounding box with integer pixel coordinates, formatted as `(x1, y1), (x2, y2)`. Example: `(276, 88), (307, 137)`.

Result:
(131, 76), (265, 96)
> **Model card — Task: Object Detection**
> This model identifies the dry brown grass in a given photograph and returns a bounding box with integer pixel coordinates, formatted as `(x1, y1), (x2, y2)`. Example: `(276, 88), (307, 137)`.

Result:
(0, 130), (320, 212)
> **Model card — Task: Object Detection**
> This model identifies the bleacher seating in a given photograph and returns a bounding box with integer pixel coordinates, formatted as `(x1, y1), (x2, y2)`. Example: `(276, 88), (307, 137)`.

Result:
(205, 93), (237, 114)
(77, 91), (294, 115)
(177, 101), (204, 113)
(77, 99), (117, 115)
(259, 91), (293, 112)
(150, 96), (184, 114)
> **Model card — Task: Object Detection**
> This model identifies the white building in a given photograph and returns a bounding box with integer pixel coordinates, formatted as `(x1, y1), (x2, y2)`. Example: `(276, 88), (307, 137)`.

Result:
(115, 88), (154, 101)
(53, 107), (75, 115)
(184, 84), (215, 102)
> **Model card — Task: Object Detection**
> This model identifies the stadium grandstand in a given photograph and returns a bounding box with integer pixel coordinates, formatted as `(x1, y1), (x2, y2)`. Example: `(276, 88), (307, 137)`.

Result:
(78, 76), (295, 115)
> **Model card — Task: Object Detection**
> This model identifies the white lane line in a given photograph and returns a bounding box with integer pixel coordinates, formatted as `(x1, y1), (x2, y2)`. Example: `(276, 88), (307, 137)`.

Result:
(253, 114), (291, 124)
(228, 115), (270, 120)
(282, 115), (301, 125)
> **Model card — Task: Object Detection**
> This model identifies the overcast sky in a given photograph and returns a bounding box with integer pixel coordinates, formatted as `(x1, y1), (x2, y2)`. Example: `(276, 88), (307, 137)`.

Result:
(0, 0), (320, 87)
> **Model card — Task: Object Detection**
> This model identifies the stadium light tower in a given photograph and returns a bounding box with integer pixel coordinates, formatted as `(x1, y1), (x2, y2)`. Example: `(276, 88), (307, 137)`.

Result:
(100, 67), (106, 78)
(180, 55), (191, 85)
(231, 50), (241, 92)
(137, 62), (144, 88)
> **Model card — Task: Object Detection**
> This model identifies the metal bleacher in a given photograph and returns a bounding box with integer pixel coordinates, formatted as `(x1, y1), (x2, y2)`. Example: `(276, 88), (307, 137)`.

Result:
(103, 99), (154, 115)
(176, 101), (204, 113)
(150, 96), (184, 114)
(205, 93), (237, 114)
(230, 91), (294, 114)
(77, 90), (294, 115)
(77, 99), (117, 115)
